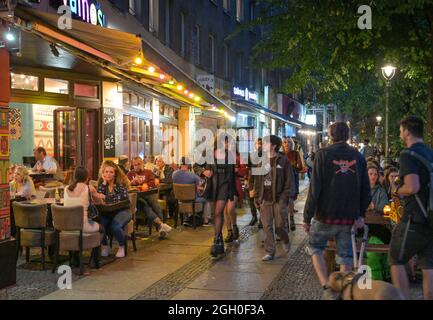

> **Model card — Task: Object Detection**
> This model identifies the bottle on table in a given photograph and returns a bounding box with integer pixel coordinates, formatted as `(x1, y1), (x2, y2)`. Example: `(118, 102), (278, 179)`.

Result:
(55, 187), (61, 203)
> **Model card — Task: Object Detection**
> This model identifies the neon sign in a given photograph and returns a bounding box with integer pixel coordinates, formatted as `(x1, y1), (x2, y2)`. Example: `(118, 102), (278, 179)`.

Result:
(232, 86), (259, 103)
(58, 0), (106, 26)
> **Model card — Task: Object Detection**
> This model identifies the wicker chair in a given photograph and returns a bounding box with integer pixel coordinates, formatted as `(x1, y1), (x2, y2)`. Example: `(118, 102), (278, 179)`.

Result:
(51, 204), (101, 275)
(173, 184), (203, 229)
(13, 202), (55, 270)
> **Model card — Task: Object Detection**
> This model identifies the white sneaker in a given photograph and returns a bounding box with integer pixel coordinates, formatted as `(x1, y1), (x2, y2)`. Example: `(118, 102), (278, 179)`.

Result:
(115, 246), (125, 258)
(162, 223), (172, 234)
(262, 254), (274, 261)
(159, 225), (167, 239)
(101, 245), (110, 257)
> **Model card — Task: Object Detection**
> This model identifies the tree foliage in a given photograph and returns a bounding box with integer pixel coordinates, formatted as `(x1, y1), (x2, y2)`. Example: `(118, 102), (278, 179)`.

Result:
(252, 0), (433, 146)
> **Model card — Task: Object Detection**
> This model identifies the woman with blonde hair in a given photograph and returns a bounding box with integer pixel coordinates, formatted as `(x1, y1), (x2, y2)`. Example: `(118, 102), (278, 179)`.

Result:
(10, 166), (36, 200)
(94, 160), (131, 258)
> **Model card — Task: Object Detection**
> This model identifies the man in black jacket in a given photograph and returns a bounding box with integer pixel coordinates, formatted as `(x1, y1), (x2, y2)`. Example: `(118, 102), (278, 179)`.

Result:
(254, 135), (294, 261)
(303, 122), (370, 298)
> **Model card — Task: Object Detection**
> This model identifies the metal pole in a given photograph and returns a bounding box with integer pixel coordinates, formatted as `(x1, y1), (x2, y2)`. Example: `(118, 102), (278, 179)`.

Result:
(385, 81), (390, 163)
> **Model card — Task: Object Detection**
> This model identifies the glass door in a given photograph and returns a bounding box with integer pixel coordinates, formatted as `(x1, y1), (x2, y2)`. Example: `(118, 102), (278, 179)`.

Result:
(54, 108), (77, 172)
(82, 109), (100, 179)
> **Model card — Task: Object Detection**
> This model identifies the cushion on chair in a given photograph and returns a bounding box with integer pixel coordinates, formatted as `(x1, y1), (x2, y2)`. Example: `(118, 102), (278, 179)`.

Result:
(157, 199), (167, 210)
(59, 231), (101, 251)
(20, 229), (55, 247)
(124, 220), (134, 235)
(178, 202), (203, 213)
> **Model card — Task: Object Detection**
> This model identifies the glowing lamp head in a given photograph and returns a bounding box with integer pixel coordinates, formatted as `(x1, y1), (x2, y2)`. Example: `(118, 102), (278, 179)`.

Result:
(381, 65), (396, 81)
(169, 80), (175, 85)
(159, 74), (165, 80)
(183, 90), (189, 94)
(148, 66), (155, 73)
(5, 32), (15, 42)
(177, 85), (183, 91)
(194, 96), (201, 102)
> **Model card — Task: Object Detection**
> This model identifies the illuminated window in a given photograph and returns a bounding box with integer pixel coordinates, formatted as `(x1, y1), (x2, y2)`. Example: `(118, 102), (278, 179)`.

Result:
(74, 83), (98, 98)
(44, 78), (69, 94)
(11, 73), (39, 91)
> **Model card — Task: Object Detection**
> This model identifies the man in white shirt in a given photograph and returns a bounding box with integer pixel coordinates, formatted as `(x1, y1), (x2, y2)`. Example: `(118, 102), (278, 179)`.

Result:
(33, 147), (64, 181)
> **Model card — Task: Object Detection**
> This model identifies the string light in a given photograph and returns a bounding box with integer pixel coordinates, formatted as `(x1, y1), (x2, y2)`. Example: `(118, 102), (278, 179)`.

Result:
(169, 80), (175, 85)
(184, 89), (189, 94)
(134, 56), (143, 65)
(159, 74), (165, 80)
(148, 66), (155, 73)
(177, 85), (183, 91)
(194, 96), (201, 102)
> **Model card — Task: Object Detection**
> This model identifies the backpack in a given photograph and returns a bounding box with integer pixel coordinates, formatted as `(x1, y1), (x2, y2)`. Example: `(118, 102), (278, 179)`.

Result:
(400, 150), (433, 228)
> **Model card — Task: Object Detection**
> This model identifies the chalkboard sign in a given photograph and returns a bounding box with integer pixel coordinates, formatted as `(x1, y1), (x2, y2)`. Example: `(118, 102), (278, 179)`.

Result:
(104, 108), (116, 157)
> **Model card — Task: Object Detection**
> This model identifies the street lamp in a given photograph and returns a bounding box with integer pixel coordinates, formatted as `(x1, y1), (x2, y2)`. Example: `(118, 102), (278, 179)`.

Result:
(376, 116), (382, 123)
(381, 65), (396, 164)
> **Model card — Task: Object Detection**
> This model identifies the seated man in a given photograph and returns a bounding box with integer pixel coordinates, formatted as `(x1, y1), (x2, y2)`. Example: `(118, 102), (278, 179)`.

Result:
(33, 147), (65, 182)
(127, 157), (172, 239)
(173, 157), (210, 226)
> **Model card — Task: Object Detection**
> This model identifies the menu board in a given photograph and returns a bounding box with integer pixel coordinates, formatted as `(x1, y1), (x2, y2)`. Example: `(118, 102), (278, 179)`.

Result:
(103, 108), (116, 157)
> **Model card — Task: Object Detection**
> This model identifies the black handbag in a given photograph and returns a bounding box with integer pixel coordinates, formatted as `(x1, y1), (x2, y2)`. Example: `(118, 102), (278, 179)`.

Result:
(87, 186), (100, 221)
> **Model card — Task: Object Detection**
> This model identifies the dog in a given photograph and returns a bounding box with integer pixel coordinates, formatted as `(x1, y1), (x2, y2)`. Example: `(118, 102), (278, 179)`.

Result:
(327, 271), (405, 300)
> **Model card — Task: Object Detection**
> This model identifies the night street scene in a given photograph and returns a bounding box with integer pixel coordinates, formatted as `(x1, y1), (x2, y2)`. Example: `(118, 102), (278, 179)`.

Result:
(2, 0), (433, 307)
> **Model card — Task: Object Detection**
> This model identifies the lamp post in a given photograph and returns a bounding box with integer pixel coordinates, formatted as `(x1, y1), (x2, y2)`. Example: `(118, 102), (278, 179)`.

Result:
(381, 65), (396, 164)
(375, 116), (382, 151)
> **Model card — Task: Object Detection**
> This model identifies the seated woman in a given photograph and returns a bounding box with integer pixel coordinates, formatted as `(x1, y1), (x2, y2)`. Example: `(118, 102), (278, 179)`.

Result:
(367, 164), (391, 281)
(94, 161), (132, 258)
(384, 166), (399, 200)
(63, 166), (102, 233)
(10, 166), (36, 200)
(368, 164), (389, 213)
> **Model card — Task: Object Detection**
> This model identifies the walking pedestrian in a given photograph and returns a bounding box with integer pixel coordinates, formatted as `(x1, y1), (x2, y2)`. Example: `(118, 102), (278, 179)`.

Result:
(389, 116), (433, 300)
(254, 135), (293, 261)
(303, 122), (370, 299)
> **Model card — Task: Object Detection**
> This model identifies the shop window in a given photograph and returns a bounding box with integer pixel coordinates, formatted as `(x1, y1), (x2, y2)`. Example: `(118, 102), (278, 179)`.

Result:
(123, 115), (130, 157)
(131, 93), (138, 107)
(123, 92), (131, 105)
(139, 119), (145, 158)
(45, 78), (69, 94)
(11, 73), (39, 91)
(131, 116), (138, 158)
(74, 83), (98, 98)
(138, 96), (145, 109)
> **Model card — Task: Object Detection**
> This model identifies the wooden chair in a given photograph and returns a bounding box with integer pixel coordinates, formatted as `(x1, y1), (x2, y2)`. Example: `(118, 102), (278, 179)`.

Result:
(125, 192), (138, 255)
(51, 204), (101, 275)
(173, 184), (203, 229)
(13, 202), (54, 270)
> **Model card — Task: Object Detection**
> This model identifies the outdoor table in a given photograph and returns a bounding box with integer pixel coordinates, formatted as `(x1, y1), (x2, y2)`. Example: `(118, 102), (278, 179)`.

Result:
(324, 211), (392, 273)
(29, 171), (54, 181)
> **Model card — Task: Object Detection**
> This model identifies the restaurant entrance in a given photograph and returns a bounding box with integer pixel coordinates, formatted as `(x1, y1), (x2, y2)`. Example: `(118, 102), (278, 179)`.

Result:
(53, 107), (100, 179)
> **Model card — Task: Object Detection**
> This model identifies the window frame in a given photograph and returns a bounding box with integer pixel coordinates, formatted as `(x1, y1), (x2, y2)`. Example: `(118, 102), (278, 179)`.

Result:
(209, 34), (215, 74)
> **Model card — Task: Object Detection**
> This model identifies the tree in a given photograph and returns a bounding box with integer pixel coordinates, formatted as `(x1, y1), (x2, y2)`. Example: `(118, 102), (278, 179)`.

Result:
(251, 0), (433, 144)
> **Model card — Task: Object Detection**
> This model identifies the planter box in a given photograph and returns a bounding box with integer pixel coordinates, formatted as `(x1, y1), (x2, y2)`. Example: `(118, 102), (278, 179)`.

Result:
(0, 239), (16, 289)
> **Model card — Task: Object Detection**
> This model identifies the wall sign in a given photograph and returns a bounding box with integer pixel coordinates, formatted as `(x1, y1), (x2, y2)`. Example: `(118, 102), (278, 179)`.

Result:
(232, 86), (258, 103)
(103, 107), (116, 157)
(51, 0), (106, 26)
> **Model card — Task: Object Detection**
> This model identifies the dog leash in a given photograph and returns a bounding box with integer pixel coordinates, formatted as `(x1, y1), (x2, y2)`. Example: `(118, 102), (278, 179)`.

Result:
(351, 224), (369, 272)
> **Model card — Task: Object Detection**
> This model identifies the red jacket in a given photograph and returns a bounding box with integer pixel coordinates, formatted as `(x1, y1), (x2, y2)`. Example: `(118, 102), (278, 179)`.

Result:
(235, 154), (248, 203)
(127, 169), (156, 187)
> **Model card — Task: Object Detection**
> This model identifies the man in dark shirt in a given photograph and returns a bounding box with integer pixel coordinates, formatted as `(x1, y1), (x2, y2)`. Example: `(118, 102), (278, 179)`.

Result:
(389, 116), (433, 300)
(303, 122), (370, 299)
(254, 135), (293, 261)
